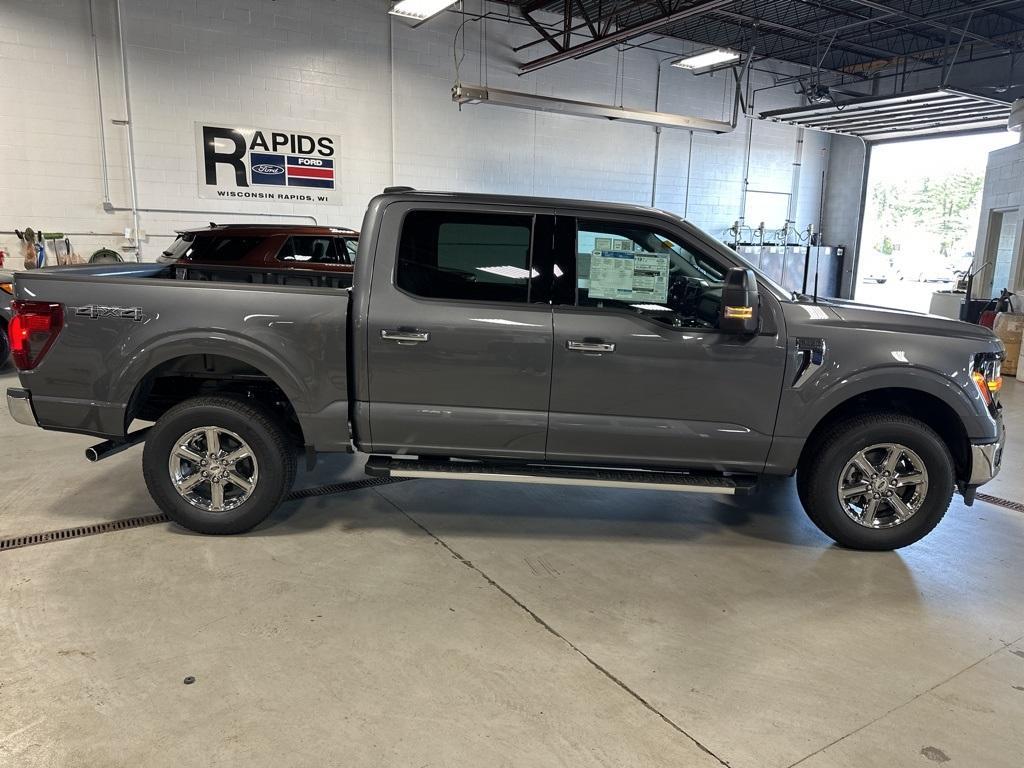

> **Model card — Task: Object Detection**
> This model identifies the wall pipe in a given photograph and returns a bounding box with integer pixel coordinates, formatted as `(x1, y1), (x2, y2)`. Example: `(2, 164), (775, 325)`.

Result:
(113, 0), (141, 261)
(104, 207), (319, 225)
(89, 0), (111, 206)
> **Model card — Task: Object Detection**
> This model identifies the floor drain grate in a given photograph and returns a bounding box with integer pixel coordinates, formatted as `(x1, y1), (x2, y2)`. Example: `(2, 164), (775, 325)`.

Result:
(0, 514), (169, 552)
(286, 476), (406, 500)
(976, 493), (1024, 514)
(0, 477), (407, 553)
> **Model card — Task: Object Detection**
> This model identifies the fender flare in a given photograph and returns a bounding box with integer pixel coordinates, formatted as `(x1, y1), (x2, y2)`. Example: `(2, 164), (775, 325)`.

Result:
(113, 331), (312, 419)
(790, 364), (989, 440)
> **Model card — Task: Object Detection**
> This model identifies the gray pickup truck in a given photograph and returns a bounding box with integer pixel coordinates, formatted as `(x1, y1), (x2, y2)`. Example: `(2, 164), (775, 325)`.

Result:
(5, 190), (1006, 549)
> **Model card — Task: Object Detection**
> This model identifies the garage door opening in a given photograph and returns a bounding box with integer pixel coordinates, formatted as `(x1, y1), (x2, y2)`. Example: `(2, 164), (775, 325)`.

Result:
(855, 131), (1017, 313)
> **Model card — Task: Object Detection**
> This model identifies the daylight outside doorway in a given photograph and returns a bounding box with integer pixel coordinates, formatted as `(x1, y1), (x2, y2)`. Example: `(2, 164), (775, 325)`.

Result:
(855, 131), (1017, 313)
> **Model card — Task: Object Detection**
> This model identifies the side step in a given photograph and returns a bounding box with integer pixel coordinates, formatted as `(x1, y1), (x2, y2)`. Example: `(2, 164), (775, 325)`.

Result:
(365, 457), (757, 495)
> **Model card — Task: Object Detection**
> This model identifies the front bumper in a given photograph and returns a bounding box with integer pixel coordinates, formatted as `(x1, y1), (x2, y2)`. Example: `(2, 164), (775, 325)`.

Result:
(7, 388), (38, 428)
(968, 416), (1004, 486)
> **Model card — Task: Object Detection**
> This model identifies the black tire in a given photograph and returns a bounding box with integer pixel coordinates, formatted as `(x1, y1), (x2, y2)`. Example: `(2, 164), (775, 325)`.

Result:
(798, 413), (954, 550)
(143, 396), (296, 534)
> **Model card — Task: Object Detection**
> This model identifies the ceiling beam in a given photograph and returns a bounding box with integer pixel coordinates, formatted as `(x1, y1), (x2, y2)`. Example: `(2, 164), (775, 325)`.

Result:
(843, 0), (1017, 53)
(518, 0), (734, 74)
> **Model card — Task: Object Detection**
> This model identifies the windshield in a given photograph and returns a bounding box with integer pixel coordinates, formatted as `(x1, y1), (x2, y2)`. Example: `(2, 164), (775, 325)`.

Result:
(161, 234), (195, 261)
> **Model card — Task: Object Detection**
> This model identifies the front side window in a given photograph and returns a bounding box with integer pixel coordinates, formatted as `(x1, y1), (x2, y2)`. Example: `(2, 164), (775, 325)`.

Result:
(397, 211), (533, 303)
(576, 220), (727, 329)
(277, 236), (340, 264)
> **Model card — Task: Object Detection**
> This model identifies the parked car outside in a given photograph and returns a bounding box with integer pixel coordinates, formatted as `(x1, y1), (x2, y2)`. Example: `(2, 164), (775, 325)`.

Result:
(859, 250), (899, 283)
(157, 224), (358, 274)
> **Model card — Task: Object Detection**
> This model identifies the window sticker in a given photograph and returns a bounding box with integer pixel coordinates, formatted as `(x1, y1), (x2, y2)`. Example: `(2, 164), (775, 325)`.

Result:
(593, 237), (614, 251)
(588, 250), (669, 303)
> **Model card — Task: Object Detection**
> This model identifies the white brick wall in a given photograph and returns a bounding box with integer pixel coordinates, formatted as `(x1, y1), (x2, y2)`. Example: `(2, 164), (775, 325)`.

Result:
(0, 0), (849, 266)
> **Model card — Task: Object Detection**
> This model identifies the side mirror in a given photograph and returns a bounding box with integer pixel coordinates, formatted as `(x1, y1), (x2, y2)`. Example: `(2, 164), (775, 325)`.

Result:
(719, 267), (759, 335)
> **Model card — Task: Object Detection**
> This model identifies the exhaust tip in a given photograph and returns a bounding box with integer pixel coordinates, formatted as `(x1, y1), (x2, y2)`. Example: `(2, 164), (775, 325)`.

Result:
(85, 447), (100, 462)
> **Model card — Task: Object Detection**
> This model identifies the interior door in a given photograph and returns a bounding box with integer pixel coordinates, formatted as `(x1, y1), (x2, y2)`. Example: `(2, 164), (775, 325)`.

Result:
(365, 206), (555, 459)
(547, 214), (787, 472)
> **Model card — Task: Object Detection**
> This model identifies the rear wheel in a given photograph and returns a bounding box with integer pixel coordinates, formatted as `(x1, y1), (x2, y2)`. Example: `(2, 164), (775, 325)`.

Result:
(143, 396), (296, 534)
(798, 413), (954, 550)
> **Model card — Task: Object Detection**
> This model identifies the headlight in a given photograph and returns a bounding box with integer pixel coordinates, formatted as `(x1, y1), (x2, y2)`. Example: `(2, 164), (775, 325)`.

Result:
(972, 353), (1003, 406)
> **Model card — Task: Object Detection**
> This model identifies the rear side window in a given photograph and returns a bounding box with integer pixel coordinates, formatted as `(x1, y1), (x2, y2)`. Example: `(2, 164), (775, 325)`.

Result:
(396, 211), (533, 303)
(177, 236), (263, 262)
(277, 236), (341, 264)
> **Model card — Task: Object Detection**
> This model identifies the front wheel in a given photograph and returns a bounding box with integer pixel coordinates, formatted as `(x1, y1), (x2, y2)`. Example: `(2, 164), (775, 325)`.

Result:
(798, 414), (954, 550)
(143, 396), (296, 534)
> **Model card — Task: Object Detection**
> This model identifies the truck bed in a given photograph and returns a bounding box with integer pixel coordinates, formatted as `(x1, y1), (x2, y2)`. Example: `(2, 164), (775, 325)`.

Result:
(11, 263), (352, 451)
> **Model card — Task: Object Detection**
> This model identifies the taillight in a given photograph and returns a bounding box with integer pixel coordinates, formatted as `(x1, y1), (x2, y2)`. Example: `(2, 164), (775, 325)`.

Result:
(9, 300), (64, 370)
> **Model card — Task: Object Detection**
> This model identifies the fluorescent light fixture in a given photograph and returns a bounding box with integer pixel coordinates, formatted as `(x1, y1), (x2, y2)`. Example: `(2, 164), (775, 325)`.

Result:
(630, 304), (673, 312)
(389, 0), (458, 21)
(452, 84), (735, 134)
(476, 265), (538, 280)
(672, 49), (739, 70)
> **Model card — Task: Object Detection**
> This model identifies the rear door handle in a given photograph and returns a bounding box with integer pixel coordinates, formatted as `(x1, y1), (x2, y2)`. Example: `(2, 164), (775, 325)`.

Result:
(567, 340), (616, 353)
(381, 329), (431, 344)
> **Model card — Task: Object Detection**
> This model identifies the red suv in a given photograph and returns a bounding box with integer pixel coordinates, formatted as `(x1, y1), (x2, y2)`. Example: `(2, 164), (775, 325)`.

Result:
(157, 224), (358, 274)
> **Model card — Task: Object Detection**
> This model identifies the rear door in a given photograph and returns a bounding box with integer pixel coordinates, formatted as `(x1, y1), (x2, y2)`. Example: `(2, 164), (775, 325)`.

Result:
(364, 203), (555, 459)
(547, 212), (787, 472)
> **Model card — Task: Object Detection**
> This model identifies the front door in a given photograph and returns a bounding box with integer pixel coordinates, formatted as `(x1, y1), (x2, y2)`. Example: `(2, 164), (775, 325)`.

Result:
(547, 213), (787, 472)
(366, 206), (554, 459)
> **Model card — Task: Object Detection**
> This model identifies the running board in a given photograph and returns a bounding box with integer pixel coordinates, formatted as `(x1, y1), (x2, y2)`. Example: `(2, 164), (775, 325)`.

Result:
(365, 457), (756, 495)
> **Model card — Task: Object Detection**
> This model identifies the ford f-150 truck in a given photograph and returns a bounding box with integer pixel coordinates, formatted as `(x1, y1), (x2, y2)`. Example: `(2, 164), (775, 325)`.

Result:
(5, 190), (1006, 550)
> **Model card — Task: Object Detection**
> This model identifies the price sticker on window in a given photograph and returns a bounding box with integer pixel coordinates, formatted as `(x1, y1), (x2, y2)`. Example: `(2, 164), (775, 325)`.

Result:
(588, 251), (669, 303)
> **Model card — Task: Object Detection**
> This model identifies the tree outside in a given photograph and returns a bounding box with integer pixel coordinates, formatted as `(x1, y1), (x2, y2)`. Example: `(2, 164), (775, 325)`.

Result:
(856, 132), (1016, 312)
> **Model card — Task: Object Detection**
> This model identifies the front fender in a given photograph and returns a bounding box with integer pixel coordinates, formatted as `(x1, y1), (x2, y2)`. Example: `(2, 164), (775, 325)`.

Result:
(779, 361), (995, 441)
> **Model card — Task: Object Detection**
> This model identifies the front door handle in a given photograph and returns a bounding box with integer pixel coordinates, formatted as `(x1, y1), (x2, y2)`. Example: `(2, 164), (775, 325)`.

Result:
(381, 329), (431, 345)
(567, 340), (616, 353)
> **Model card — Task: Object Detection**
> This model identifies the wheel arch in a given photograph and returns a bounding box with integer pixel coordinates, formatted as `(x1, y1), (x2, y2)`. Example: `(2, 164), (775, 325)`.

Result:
(798, 386), (971, 481)
(124, 351), (305, 447)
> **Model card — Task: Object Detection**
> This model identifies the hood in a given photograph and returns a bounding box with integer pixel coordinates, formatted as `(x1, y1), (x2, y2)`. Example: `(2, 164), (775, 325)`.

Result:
(802, 298), (998, 342)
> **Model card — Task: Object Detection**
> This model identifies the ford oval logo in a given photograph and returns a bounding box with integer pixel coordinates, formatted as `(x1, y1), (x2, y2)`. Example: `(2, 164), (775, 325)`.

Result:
(252, 164), (284, 174)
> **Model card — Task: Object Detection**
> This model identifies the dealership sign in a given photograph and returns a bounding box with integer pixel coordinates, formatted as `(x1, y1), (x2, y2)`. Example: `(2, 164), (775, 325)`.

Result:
(196, 123), (341, 204)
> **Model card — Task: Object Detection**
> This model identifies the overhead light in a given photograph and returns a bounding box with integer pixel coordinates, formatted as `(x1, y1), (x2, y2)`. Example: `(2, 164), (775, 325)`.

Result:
(672, 49), (740, 71)
(630, 304), (673, 312)
(389, 0), (458, 22)
(452, 83), (736, 134)
(476, 265), (538, 280)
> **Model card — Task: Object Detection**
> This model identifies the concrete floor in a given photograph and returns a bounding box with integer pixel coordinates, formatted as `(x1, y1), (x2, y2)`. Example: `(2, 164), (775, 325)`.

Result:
(2, 367), (1023, 768)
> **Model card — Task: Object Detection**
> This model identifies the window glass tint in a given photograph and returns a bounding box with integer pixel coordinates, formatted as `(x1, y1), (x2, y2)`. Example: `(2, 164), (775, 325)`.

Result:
(577, 219), (726, 329)
(177, 236), (262, 262)
(278, 236), (339, 264)
(397, 211), (533, 303)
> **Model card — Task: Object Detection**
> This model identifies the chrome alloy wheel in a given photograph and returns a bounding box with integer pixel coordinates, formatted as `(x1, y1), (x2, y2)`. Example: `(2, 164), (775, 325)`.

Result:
(837, 442), (929, 529)
(167, 426), (259, 512)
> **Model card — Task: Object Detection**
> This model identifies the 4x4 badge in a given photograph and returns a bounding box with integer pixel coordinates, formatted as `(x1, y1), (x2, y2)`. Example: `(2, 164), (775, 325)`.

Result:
(73, 305), (145, 321)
